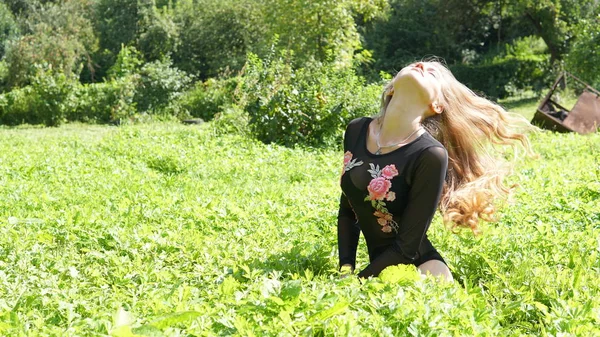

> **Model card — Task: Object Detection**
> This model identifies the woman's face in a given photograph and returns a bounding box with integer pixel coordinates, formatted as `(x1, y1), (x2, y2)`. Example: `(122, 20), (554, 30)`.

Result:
(393, 62), (445, 113)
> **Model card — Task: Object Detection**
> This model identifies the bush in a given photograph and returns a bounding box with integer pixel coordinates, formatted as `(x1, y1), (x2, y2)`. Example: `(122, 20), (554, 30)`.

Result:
(211, 104), (250, 136)
(0, 65), (78, 126)
(133, 58), (193, 114)
(0, 61), (8, 92)
(71, 76), (138, 123)
(242, 52), (381, 148)
(106, 45), (144, 80)
(450, 58), (552, 99)
(450, 36), (554, 99)
(177, 76), (241, 121)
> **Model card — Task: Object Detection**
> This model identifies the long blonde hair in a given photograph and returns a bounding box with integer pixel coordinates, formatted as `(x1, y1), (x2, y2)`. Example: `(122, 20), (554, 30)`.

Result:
(377, 60), (533, 234)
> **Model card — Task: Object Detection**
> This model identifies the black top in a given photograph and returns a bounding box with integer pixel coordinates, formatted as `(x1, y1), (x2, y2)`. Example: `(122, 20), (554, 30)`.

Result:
(338, 117), (448, 278)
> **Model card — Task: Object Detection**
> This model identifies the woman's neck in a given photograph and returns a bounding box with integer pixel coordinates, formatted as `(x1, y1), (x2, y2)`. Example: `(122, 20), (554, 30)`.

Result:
(378, 93), (427, 143)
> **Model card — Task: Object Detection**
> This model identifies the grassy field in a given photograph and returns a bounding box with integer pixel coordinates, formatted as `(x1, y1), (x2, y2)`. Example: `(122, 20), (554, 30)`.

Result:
(500, 96), (540, 121)
(0, 103), (599, 335)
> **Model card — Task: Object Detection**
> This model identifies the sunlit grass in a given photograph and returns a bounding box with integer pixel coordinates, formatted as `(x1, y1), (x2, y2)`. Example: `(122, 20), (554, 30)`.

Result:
(0, 115), (599, 335)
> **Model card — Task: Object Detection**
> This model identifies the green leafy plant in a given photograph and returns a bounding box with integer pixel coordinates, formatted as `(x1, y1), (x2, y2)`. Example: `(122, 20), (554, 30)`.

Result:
(243, 52), (381, 147)
(0, 64), (78, 126)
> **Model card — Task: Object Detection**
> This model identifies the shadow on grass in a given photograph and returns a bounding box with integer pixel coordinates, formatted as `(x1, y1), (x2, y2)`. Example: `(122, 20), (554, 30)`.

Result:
(240, 244), (333, 280)
(499, 96), (540, 110)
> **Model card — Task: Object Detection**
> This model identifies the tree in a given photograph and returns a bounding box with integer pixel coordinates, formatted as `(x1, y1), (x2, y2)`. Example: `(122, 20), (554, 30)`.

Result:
(360, 0), (497, 74)
(263, 0), (388, 68)
(566, 11), (600, 87)
(3, 0), (98, 88)
(0, 2), (20, 59)
(500, 0), (599, 63)
(136, 3), (179, 62)
(172, 0), (269, 79)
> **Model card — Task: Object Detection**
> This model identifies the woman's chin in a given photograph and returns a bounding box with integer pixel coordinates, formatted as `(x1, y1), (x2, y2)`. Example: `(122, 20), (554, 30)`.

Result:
(394, 73), (429, 95)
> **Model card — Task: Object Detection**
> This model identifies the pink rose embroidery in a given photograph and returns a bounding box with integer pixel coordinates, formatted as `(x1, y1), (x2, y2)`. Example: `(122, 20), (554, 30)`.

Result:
(381, 164), (399, 179)
(386, 191), (396, 202)
(368, 177), (391, 201)
(365, 163), (399, 233)
(343, 151), (353, 166)
(342, 151), (363, 175)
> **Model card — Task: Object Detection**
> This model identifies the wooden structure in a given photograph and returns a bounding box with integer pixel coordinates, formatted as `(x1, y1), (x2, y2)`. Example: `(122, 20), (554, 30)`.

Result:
(532, 72), (600, 134)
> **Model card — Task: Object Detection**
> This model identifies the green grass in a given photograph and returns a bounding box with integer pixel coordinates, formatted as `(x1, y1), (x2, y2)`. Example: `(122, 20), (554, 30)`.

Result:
(497, 90), (582, 122)
(0, 109), (599, 335)
(499, 96), (540, 121)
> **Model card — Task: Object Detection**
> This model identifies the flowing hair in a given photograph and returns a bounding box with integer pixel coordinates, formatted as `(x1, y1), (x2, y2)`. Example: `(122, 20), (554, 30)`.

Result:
(377, 60), (534, 234)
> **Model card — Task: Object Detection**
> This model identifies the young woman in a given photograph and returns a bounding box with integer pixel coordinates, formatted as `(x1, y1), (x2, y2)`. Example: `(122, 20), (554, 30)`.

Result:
(338, 60), (531, 281)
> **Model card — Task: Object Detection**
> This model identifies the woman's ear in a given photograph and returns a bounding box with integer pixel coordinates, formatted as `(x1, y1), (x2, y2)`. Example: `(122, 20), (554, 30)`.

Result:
(430, 101), (443, 114)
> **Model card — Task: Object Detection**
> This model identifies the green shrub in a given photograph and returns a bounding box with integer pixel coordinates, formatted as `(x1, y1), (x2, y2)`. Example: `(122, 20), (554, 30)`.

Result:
(71, 76), (138, 123)
(451, 37), (554, 99)
(0, 65), (78, 126)
(177, 76), (241, 121)
(106, 45), (144, 80)
(0, 61), (8, 92)
(242, 52), (381, 148)
(450, 58), (552, 99)
(133, 58), (193, 114)
(210, 104), (250, 136)
(172, 0), (268, 80)
(0, 86), (31, 125)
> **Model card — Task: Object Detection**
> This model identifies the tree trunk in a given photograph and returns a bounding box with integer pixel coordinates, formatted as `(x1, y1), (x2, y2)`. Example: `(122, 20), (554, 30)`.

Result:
(525, 11), (562, 63)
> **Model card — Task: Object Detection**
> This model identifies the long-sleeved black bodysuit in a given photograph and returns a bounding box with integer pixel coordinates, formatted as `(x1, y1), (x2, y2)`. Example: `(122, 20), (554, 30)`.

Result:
(338, 117), (448, 278)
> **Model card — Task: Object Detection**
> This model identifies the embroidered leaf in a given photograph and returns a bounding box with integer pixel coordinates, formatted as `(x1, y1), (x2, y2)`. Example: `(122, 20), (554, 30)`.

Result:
(344, 159), (364, 172)
(389, 220), (399, 233)
(367, 163), (381, 178)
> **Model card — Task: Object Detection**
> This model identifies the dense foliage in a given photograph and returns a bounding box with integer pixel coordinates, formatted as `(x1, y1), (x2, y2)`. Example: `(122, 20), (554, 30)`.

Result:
(0, 122), (598, 335)
(242, 52), (383, 147)
(0, 1), (599, 131)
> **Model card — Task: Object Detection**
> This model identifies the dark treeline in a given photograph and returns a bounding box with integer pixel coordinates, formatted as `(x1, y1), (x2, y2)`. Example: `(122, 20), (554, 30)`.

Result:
(0, 0), (598, 145)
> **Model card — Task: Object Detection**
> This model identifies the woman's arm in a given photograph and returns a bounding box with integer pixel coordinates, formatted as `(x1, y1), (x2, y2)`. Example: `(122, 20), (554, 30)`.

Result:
(358, 146), (448, 278)
(337, 118), (366, 272)
(338, 192), (360, 271)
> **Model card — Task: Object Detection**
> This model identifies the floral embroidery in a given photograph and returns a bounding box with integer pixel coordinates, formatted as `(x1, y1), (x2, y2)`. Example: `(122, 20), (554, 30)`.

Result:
(364, 163), (399, 233)
(386, 191), (396, 202)
(381, 165), (399, 179)
(342, 151), (363, 173)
